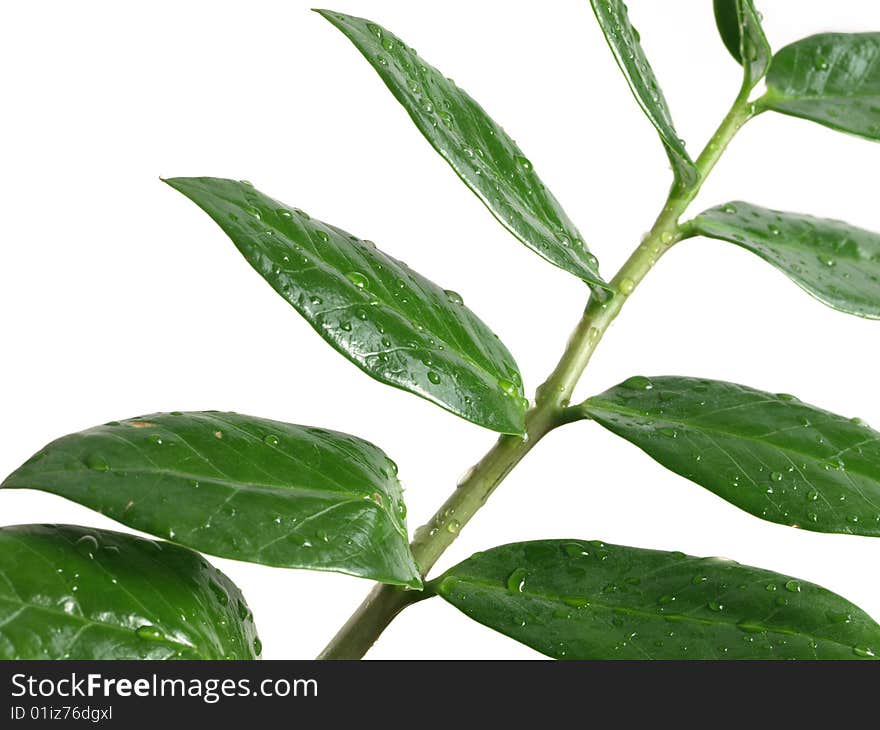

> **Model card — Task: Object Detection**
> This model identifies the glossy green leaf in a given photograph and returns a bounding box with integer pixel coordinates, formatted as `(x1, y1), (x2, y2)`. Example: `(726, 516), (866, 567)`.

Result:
(692, 201), (880, 319)
(2, 412), (421, 588)
(0, 524), (259, 659)
(316, 10), (608, 290)
(435, 539), (880, 659)
(166, 177), (526, 435)
(584, 376), (880, 535)
(589, 0), (697, 186)
(713, 0), (771, 89)
(763, 33), (880, 140)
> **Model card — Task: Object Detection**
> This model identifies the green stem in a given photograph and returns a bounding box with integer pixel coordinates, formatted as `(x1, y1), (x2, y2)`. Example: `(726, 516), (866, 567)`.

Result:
(317, 92), (756, 661)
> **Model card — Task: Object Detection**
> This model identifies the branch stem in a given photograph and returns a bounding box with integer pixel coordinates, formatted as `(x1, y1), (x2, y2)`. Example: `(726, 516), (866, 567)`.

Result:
(317, 92), (755, 660)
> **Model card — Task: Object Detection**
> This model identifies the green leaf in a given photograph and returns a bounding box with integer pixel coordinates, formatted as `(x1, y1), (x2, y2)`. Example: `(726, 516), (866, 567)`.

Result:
(0, 524), (260, 659)
(434, 539), (880, 659)
(166, 177), (526, 435)
(692, 201), (880, 319)
(763, 33), (880, 141)
(583, 376), (880, 536)
(589, 0), (697, 187)
(2, 412), (422, 588)
(713, 0), (771, 89)
(315, 10), (608, 290)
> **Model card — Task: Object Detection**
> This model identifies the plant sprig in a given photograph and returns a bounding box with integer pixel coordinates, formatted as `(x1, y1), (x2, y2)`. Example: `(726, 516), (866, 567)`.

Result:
(4, 1), (880, 660)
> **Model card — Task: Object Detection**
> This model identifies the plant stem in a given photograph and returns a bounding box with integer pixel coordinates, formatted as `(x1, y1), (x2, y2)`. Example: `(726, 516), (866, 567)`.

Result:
(317, 92), (756, 660)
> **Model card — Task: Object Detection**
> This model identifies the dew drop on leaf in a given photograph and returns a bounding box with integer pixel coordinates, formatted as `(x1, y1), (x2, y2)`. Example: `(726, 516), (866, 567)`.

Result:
(506, 568), (528, 594)
(621, 375), (653, 390)
(346, 271), (369, 289)
(84, 454), (109, 471)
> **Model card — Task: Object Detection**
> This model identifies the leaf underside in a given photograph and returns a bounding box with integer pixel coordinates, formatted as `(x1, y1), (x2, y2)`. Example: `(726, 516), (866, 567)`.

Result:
(0, 524), (260, 660)
(693, 201), (880, 319)
(166, 177), (526, 435)
(584, 376), (880, 536)
(2, 412), (422, 588)
(589, 0), (697, 186)
(436, 539), (880, 659)
(316, 10), (609, 290)
(763, 33), (880, 141)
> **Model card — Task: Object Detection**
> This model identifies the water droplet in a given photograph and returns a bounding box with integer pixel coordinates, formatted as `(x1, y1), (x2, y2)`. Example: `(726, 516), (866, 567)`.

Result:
(75, 534), (99, 557)
(135, 625), (165, 642)
(209, 581), (229, 606)
(427, 371), (441, 385)
(722, 204), (737, 214)
(770, 471), (783, 482)
(660, 231), (674, 245)
(506, 568), (528, 593)
(618, 278), (635, 295)
(708, 601), (724, 612)
(446, 519), (461, 534)
(621, 375), (653, 391)
(817, 253), (836, 267)
(853, 646), (875, 658)
(346, 271), (369, 289)
(784, 580), (801, 593)
(84, 454), (108, 471)
(253, 637), (263, 655)
(236, 599), (249, 621)
(444, 289), (464, 305)
(562, 542), (588, 558)
(263, 434), (279, 446)
(515, 155), (533, 172)
(498, 378), (517, 396)
(736, 620), (765, 634)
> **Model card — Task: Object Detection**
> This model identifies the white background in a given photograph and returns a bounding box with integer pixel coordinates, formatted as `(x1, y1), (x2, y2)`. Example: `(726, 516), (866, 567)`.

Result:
(2, 0), (880, 659)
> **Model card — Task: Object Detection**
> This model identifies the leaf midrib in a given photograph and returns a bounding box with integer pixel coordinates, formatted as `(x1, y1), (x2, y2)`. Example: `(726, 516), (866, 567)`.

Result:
(3, 466), (384, 508)
(444, 575), (855, 655)
(696, 216), (878, 266)
(0, 595), (206, 658)
(204, 174), (520, 391)
(320, 12), (605, 287)
(584, 397), (878, 481)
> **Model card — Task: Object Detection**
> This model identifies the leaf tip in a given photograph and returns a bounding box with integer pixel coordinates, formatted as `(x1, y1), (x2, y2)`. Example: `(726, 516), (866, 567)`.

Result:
(312, 8), (343, 24)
